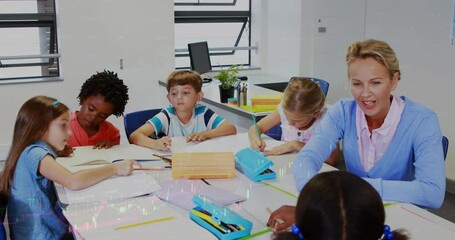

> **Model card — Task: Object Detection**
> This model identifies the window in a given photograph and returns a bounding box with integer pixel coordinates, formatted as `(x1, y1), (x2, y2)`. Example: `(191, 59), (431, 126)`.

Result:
(174, 0), (255, 70)
(0, 0), (60, 84)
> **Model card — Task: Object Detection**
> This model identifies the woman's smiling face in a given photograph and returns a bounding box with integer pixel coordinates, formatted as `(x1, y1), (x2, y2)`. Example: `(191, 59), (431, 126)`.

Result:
(348, 57), (399, 126)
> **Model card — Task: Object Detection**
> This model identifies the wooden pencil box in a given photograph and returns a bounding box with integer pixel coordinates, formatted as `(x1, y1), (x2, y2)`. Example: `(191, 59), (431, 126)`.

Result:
(190, 196), (252, 240)
(235, 147), (276, 182)
(172, 152), (236, 180)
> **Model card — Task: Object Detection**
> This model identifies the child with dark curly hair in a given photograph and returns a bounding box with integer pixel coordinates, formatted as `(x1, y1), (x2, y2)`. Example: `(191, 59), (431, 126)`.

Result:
(62, 70), (129, 155)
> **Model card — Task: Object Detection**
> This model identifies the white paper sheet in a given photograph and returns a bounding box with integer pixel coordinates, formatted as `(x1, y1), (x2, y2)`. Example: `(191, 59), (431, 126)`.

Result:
(183, 133), (284, 154)
(151, 136), (199, 156)
(63, 195), (214, 240)
(63, 171), (161, 204)
(155, 179), (247, 210)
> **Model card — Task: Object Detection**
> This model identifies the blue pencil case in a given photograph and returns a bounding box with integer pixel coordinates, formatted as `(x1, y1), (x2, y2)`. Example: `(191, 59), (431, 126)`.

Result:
(235, 147), (276, 182)
(190, 196), (252, 240)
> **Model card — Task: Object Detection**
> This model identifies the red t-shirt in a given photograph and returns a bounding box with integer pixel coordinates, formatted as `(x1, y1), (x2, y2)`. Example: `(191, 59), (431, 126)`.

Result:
(67, 112), (120, 147)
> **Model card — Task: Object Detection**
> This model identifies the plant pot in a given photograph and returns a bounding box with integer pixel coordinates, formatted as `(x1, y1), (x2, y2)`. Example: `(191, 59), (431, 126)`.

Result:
(219, 86), (235, 103)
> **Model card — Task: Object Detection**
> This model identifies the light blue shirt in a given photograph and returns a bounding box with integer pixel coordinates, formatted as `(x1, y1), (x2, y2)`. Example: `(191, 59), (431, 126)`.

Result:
(356, 95), (405, 172)
(293, 96), (445, 209)
(8, 140), (69, 239)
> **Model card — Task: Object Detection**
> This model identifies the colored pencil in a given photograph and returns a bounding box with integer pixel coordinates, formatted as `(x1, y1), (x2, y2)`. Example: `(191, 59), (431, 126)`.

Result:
(152, 154), (173, 166)
(115, 216), (174, 230)
(134, 166), (171, 171)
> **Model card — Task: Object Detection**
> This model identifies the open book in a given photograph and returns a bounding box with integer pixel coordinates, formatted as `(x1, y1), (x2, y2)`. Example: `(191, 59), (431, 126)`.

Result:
(56, 144), (168, 171)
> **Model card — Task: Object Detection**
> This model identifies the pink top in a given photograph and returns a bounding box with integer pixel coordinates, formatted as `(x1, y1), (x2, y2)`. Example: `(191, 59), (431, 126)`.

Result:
(356, 95), (405, 172)
(277, 104), (326, 143)
(67, 112), (120, 147)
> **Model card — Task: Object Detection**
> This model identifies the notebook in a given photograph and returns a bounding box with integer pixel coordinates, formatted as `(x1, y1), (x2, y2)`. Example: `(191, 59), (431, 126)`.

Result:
(56, 144), (168, 172)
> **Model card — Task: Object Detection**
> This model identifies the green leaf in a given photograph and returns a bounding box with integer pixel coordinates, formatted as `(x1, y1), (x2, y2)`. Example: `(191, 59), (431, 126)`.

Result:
(214, 64), (240, 89)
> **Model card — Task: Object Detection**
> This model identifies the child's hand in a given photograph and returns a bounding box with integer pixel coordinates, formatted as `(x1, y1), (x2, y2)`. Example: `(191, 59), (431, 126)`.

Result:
(250, 137), (266, 152)
(152, 137), (172, 152)
(93, 141), (114, 149)
(56, 144), (75, 157)
(113, 159), (141, 176)
(266, 141), (303, 156)
(186, 132), (208, 142)
(267, 205), (296, 232)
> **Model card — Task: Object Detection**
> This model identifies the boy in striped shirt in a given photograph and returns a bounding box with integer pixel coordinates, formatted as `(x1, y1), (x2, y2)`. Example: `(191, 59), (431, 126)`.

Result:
(130, 70), (237, 152)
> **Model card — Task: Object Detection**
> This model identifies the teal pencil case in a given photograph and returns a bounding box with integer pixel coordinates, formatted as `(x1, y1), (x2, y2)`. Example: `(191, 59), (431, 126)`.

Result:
(235, 147), (276, 182)
(190, 196), (252, 240)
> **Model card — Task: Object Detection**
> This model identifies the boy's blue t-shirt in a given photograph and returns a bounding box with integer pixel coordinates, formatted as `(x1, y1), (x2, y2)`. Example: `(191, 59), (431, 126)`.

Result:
(8, 140), (69, 240)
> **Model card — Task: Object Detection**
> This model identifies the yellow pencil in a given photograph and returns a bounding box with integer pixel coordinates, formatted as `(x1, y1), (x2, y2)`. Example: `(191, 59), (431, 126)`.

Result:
(115, 216), (174, 230)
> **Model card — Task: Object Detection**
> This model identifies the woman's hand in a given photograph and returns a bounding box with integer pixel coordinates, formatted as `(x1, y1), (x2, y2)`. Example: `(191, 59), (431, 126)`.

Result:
(267, 205), (296, 232)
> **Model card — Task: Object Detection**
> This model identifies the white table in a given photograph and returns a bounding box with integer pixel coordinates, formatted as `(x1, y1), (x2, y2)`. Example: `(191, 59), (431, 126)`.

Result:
(56, 133), (455, 239)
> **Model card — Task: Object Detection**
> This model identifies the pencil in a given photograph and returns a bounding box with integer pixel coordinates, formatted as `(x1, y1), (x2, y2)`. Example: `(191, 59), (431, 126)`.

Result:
(152, 154), (173, 166)
(115, 216), (174, 230)
(134, 166), (171, 171)
(252, 115), (261, 140)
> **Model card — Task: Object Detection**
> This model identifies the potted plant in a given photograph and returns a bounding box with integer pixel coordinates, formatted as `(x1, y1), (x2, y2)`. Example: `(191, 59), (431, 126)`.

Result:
(214, 64), (240, 103)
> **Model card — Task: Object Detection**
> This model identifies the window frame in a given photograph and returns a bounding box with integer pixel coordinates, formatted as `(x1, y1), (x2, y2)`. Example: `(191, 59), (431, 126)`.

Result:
(0, 1), (61, 84)
(174, 0), (255, 70)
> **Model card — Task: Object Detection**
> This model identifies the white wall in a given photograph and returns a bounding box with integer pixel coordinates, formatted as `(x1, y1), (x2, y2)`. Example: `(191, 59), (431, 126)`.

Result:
(306, 0), (455, 179)
(364, 0), (455, 179)
(0, 0), (174, 157)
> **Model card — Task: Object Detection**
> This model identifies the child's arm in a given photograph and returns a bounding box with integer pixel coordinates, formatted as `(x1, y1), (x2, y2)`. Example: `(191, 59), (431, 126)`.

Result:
(266, 141), (304, 155)
(248, 111), (281, 151)
(129, 123), (171, 152)
(186, 120), (237, 142)
(39, 155), (139, 191)
(93, 125), (121, 149)
(56, 144), (75, 157)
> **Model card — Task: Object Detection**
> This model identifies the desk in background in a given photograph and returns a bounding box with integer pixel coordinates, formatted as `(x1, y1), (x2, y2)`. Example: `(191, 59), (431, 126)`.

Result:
(158, 74), (288, 131)
(56, 133), (455, 239)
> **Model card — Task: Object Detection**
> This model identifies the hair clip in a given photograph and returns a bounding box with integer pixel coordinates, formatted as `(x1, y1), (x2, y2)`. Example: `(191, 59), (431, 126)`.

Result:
(382, 225), (394, 240)
(291, 224), (304, 239)
(52, 100), (60, 106)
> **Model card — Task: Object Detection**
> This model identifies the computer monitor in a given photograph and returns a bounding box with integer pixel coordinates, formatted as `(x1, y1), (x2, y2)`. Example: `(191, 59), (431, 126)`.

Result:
(188, 41), (212, 74)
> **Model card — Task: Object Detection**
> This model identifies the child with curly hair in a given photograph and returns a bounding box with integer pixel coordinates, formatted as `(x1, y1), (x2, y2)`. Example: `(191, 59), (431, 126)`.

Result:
(61, 70), (129, 156)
